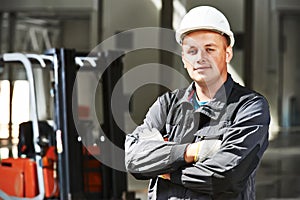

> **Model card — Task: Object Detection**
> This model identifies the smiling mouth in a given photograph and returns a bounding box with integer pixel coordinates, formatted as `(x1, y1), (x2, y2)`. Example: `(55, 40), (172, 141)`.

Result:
(193, 66), (210, 70)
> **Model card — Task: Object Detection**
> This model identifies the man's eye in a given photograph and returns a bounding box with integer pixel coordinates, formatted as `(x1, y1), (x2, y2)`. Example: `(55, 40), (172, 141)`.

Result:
(207, 48), (215, 52)
(188, 49), (197, 55)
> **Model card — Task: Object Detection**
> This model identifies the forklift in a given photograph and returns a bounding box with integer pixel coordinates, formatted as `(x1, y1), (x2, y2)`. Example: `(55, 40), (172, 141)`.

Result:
(0, 49), (127, 200)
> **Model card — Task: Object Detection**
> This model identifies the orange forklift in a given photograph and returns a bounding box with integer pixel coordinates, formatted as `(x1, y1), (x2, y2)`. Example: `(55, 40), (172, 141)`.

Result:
(0, 53), (59, 199)
(0, 49), (127, 199)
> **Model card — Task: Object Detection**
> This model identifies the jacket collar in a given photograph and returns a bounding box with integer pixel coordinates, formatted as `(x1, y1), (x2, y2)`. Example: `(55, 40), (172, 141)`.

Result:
(177, 74), (234, 120)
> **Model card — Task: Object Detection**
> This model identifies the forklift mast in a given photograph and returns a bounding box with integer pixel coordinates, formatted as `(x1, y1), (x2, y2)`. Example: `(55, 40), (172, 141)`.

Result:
(47, 48), (127, 200)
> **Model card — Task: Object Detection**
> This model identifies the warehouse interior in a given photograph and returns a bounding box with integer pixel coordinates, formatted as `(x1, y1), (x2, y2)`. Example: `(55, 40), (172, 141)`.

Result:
(0, 0), (300, 199)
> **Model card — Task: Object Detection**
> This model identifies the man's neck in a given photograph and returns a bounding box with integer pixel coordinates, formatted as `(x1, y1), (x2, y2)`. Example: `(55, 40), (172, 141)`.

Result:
(195, 77), (227, 101)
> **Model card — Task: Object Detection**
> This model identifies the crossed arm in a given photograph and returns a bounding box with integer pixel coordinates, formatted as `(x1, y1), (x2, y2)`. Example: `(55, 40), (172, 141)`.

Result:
(125, 95), (270, 194)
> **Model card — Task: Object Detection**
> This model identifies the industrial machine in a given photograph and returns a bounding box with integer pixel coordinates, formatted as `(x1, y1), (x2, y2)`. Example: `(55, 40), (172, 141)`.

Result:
(0, 49), (127, 199)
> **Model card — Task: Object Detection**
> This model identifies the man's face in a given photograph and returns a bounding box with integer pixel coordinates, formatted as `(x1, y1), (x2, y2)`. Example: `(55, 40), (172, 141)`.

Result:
(181, 30), (233, 87)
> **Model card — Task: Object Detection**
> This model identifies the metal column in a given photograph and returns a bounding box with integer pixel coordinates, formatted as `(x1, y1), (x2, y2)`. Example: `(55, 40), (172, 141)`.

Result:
(101, 51), (127, 199)
(244, 0), (254, 88)
(49, 48), (84, 200)
(159, 0), (174, 95)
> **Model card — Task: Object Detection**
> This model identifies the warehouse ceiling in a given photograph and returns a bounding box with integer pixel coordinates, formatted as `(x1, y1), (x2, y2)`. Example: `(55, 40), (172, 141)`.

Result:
(0, 0), (98, 53)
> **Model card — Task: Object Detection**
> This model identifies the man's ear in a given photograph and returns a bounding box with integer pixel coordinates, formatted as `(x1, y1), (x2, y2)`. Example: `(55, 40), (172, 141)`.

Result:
(225, 46), (233, 63)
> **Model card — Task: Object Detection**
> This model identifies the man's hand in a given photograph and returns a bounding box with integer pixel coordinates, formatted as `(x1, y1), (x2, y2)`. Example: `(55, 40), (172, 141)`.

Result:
(184, 142), (201, 163)
(159, 173), (170, 180)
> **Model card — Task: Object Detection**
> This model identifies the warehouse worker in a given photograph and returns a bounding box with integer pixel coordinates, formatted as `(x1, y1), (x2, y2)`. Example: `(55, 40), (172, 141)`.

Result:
(125, 6), (270, 199)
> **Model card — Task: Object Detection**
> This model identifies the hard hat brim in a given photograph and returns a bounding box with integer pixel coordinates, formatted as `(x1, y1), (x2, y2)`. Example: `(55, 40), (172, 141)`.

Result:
(176, 27), (235, 47)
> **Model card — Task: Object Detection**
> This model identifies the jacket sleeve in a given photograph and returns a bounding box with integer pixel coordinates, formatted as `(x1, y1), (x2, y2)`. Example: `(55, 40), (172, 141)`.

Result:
(125, 95), (189, 179)
(170, 95), (270, 195)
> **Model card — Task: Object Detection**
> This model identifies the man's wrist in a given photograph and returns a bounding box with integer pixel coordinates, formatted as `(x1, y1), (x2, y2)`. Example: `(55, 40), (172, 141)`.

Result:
(184, 143), (201, 163)
(193, 142), (201, 162)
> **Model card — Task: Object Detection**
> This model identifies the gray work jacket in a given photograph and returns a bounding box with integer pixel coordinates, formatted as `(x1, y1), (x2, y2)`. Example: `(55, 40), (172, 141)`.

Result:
(125, 75), (270, 200)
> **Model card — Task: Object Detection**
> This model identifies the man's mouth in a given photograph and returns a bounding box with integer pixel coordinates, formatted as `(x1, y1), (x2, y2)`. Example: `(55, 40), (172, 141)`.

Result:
(193, 65), (210, 70)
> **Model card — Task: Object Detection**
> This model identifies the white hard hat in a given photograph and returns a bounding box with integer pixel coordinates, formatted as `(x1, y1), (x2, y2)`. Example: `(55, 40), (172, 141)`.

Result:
(175, 6), (235, 47)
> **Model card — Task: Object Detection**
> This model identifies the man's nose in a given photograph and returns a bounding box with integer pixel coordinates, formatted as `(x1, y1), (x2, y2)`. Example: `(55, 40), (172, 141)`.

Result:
(196, 50), (206, 64)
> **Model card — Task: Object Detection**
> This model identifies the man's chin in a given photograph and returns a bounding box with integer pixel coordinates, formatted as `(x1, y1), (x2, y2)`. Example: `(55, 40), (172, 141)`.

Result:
(193, 78), (208, 86)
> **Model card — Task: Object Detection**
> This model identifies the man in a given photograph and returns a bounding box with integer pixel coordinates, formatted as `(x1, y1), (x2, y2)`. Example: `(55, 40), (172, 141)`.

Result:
(125, 6), (270, 199)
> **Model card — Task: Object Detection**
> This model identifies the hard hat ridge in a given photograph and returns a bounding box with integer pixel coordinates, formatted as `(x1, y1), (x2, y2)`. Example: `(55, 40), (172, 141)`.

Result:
(176, 6), (235, 47)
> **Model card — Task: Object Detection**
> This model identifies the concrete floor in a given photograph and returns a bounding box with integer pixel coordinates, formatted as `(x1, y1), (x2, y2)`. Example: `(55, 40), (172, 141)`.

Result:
(256, 131), (300, 199)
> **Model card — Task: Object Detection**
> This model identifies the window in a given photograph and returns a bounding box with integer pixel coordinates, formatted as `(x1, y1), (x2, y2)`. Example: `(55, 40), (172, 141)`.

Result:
(0, 80), (10, 139)
(0, 80), (29, 159)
